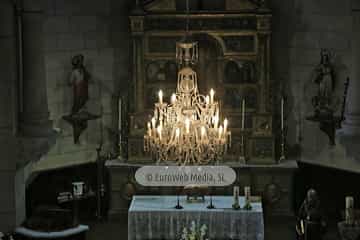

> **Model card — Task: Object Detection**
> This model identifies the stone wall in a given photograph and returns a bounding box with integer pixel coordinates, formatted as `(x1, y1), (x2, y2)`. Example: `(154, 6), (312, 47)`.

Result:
(270, 0), (352, 163)
(34, 0), (132, 171)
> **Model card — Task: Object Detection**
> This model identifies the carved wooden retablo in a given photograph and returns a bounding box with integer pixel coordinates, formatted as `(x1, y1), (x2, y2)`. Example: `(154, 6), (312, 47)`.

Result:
(125, 0), (275, 164)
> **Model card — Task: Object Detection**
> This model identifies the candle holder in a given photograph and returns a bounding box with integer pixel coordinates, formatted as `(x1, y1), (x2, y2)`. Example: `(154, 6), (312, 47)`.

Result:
(232, 186), (241, 210)
(279, 127), (286, 163)
(207, 195), (215, 209)
(174, 195), (183, 209)
(232, 202), (241, 210)
(238, 130), (246, 164)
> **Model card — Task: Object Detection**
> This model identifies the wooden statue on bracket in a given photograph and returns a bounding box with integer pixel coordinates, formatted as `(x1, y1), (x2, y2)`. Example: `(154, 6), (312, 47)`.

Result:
(306, 49), (350, 145)
(63, 54), (100, 144)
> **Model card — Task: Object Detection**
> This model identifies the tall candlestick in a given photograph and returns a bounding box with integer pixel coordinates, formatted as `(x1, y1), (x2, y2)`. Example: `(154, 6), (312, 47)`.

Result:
(241, 99), (245, 130)
(281, 97), (284, 130)
(233, 186), (239, 203)
(345, 196), (354, 225)
(233, 186), (240, 209)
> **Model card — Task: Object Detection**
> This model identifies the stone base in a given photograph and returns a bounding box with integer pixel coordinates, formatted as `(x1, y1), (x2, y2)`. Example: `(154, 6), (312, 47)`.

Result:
(105, 160), (298, 218)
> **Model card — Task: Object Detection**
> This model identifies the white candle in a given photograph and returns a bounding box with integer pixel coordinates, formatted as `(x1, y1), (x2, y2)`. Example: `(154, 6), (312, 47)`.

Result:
(281, 98), (284, 130)
(158, 90), (163, 104)
(224, 118), (228, 133)
(218, 125), (223, 139)
(151, 117), (156, 129)
(205, 95), (210, 105)
(242, 99), (245, 130)
(171, 93), (176, 104)
(201, 126), (206, 140)
(147, 122), (151, 136)
(210, 89), (215, 104)
(214, 115), (219, 130)
(185, 118), (190, 134)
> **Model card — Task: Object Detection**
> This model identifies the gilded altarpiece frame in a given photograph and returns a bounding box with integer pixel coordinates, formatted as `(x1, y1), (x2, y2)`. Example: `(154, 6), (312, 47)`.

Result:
(127, 1), (274, 164)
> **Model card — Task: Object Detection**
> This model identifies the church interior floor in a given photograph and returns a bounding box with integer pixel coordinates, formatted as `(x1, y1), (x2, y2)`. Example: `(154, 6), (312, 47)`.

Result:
(84, 215), (340, 240)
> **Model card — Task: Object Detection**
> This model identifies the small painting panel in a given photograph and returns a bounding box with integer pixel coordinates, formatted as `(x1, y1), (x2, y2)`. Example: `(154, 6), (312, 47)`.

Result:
(253, 115), (272, 136)
(223, 35), (255, 53)
(250, 137), (275, 164)
(146, 60), (178, 83)
(224, 88), (242, 109)
(224, 60), (257, 84)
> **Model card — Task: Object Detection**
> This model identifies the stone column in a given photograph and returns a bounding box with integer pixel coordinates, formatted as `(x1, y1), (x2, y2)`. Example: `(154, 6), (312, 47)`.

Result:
(0, 0), (18, 232)
(21, 0), (52, 137)
(342, 3), (360, 135)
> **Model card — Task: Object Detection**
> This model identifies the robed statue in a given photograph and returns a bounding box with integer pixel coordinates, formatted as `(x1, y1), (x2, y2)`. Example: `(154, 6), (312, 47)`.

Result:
(311, 49), (335, 116)
(296, 189), (326, 240)
(63, 54), (99, 144)
(69, 54), (89, 114)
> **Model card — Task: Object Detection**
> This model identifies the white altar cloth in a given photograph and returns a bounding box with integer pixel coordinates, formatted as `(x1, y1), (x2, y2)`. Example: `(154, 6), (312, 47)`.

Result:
(128, 195), (264, 240)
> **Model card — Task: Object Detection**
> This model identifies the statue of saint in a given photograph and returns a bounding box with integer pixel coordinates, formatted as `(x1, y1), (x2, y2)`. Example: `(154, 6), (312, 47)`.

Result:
(296, 189), (326, 240)
(312, 49), (335, 114)
(69, 54), (89, 114)
(63, 54), (99, 144)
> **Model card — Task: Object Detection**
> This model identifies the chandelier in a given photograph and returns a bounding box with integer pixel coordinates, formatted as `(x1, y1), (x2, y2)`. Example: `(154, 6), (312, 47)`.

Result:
(143, 0), (231, 165)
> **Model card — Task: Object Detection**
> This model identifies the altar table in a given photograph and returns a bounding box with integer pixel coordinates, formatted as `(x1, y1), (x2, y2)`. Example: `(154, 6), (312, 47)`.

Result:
(128, 195), (264, 240)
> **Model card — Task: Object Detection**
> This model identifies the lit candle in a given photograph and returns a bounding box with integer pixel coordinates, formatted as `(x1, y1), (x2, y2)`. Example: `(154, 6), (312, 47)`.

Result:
(210, 89), (214, 104)
(218, 125), (223, 139)
(224, 118), (228, 133)
(158, 90), (163, 104)
(185, 118), (190, 134)
(241, 99), (245, 130)
(281, 97), (284, 130)
(171, 93), (176, 104)
(205, 95), (210, 105)
(214, 115), (219, 130)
